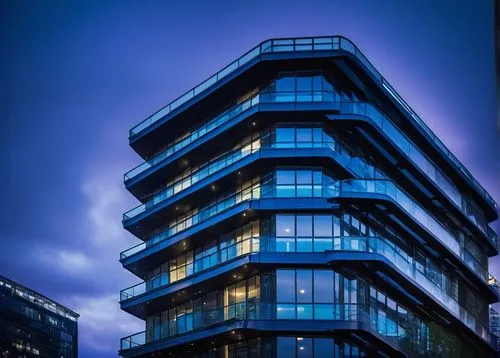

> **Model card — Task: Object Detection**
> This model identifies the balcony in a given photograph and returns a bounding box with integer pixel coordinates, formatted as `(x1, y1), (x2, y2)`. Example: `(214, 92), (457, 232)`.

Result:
(121, 179), (491, 294)
(331, 102), (497, 252)
(120, 234), (488, 341)
(120, 303), (403, 354)
(124, 92), (496, 253)
(125, 89), (339, 188)
(127, 36), (495, 215)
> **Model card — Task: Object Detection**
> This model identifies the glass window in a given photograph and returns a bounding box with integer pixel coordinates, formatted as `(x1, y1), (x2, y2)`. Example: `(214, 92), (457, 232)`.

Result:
(276, 76), (295, 92)
(297, 337), (312, 358)
(296, 170), (312, 184)
(313, 76), (323, 91)
(314, 270), (334, 303)
(314, 215), (332, 237)
(297, 304), (313, 319)
(276, 215), (295, 237)
(296, 270), (312, 303)
(296, 76), (312, 91)
(277, 337), (296, 358)
(277, 304), (296, 319)
(277, 270), (296, 302)
(296, 215), (312, 237)
(296, 128), (312, 143)
(276, 171), (295, 185)
(314, 338), (334, 357)
(276, 128), (295, 144)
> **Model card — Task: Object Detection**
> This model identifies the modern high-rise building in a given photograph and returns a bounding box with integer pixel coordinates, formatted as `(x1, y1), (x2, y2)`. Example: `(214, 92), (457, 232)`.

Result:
(119, 36), (499, 357)
(0, 275), (79, 358)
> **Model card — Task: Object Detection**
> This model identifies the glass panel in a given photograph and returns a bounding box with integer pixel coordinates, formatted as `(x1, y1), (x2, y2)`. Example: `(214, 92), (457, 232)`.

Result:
(277, 270), (296, 302)
(276, 215), (295, 237)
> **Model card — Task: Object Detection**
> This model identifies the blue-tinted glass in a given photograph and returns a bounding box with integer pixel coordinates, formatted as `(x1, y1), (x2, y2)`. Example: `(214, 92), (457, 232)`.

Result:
(313, 76), (323, 91)
(313, 171), (322, 184)
(276, 76), (295, 91)
(312, 128), (323, 142)
(296, 270), (312, 303)
(296, 170), (312, 184)
(296, 76), (312, 91)
(297, 128), (312, 143)
(296, 215), (313, 237)
(313, 304), (334, 320)
(276, 215), (295, 237)
(277, 304), (296, 319)
(277, 270), (296, 302)
(277, 171), (295, 185)
(277, 185), (296, 197)
(276, 127), (295, 143)
(297, 237), (313, 252)
(314, 237), (332, 252)
(314, 215), (332, 237)
(276, 237), (295, 252)
(297, 304), (313, 319)
(314, 338), (333, 357)
(297, 337), (312, 358)
(296, 185), (312, 197)
(334, 341), (340, 357)
(277, 337), (296, 358)
(344, 343), (351, 357)
(314, 270), (334, 302)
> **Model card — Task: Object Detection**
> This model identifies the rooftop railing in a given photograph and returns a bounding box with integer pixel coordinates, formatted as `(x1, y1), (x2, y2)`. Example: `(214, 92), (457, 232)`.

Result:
(128, 36), (496, 209)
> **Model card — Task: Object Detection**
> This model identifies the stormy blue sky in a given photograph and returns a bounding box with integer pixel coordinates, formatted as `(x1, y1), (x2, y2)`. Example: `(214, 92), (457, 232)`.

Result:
(0, 0), (498, 357)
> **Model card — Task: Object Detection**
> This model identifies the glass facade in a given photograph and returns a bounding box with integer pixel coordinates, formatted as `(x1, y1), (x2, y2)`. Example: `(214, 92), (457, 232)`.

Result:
(0, 276), (78, 358)
(120, 37), (498, 358)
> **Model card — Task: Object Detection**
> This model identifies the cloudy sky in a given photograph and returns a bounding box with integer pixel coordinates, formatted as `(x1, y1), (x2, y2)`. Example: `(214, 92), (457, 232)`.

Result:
(1, 0), (498, 357)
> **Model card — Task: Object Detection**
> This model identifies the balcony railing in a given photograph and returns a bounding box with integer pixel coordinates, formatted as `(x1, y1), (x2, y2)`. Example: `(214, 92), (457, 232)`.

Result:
(339, 102), (497, 249)
(124, 90), (496, 250)
(120, 234), (483, 338)
(124, 93), (261, 181)
(121, 303), (373, 351)
(125, 89), (338, 182)
(121, 179), (489, 289)
(128, 35), (495, 210)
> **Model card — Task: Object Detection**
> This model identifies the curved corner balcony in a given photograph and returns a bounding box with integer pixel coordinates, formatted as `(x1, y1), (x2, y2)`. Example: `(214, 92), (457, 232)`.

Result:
(122, 138), (349, 225)
(124, 89), (339, 183)
(334, 102), (497, 251)
(124, 90), (496, 251)
(120, 179), (490, 288)
(128, 36), (496, 212)
(120, 303), (405, 355)
(120, 235), (489, 342)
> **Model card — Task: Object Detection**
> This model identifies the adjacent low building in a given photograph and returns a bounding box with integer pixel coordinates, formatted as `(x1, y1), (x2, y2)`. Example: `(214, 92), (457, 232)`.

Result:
(0, 275), (78, 358)
(119, 36), (499, 357)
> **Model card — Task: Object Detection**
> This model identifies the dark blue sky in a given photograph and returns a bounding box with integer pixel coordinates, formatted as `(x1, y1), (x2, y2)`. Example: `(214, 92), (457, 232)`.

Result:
(1, 1), (498, 357)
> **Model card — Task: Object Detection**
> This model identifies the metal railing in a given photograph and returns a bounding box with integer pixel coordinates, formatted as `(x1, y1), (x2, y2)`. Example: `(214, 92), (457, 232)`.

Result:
(339, 102), (497, 248)
(127, 35), (495, 209)
(124, 93), (496, 249)
(120, 234), (485, 339)
(125, 89), (337, 181)
(121, 302), (368, 351)
(121, 179), (490, 287)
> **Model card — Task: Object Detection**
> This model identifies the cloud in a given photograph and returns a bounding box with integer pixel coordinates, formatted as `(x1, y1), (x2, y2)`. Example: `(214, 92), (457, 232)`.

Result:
(82, 176), (128, 246)
(34, 248), (94, 275)
(67, 294), (143, 353)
